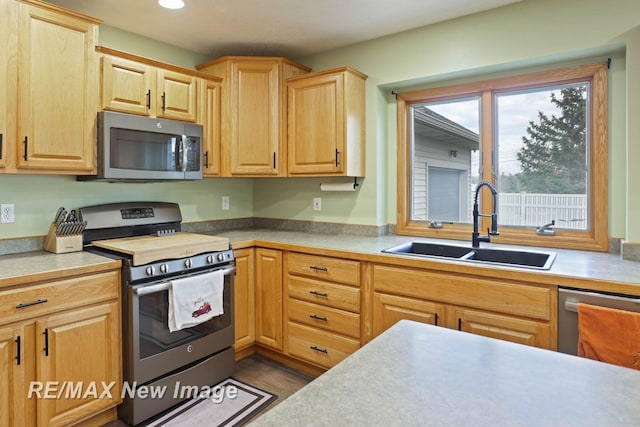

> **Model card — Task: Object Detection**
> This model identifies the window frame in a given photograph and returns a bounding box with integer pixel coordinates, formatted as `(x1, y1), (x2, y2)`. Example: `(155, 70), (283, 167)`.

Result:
(396, 62), (608, 252)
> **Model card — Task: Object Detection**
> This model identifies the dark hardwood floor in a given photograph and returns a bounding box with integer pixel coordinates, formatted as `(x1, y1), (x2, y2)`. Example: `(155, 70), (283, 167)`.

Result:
(102, 354), (315, 426)
(233, 354), (316, 423)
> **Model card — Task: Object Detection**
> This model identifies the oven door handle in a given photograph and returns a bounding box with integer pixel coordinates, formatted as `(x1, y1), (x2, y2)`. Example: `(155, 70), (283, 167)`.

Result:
(134, 266), (236, 296)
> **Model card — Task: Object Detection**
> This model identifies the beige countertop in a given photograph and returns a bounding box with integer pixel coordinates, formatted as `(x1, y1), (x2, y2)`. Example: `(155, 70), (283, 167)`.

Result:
(0, 250), (121, 289)
(2, 228), (640, 292)
(211, 229), (640, 292)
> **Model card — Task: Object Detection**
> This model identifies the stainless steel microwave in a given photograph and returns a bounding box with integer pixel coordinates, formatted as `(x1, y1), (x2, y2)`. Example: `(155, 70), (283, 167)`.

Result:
(79, 111), (203, 182)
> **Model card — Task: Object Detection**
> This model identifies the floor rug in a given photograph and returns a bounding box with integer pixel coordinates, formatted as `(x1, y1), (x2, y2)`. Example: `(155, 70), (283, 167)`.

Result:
(144, 378), (277, 427)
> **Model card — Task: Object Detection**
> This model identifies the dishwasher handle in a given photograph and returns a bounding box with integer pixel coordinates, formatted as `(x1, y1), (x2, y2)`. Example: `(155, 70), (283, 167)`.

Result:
(564, 301), (579, 313)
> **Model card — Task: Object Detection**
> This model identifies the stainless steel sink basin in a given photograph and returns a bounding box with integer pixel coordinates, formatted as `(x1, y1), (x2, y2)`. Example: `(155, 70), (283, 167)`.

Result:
(382, 241), (556, 270)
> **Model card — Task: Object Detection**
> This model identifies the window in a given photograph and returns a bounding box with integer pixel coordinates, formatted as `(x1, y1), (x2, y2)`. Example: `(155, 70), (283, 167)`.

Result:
(396, 62), (608, 251)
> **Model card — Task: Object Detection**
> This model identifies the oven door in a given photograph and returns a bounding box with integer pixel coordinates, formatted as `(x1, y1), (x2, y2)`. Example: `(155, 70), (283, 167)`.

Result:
(125, 265), (235, 385)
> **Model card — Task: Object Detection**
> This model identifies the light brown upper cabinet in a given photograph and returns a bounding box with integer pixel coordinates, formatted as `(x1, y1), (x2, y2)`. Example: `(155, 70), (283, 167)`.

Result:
(99, 48), (200, 123)
(4, 0), (100, 173)
(197, 56), (311, 176)
(0, 0), (9, 170)
(287, 67), (367, 177)
(201, 78), (222, 176)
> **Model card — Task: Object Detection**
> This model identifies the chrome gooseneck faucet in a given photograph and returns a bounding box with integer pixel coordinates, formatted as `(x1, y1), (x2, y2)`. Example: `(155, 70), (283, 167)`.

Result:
(472, 181), (499, 248)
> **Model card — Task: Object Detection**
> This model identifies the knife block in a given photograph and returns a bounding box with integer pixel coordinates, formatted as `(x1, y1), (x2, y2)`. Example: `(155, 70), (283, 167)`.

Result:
(43, 223), (83, 254)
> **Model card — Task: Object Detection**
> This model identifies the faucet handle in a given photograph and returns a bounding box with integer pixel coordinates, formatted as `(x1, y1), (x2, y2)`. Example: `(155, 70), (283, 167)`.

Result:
(490, 213), (499, 235)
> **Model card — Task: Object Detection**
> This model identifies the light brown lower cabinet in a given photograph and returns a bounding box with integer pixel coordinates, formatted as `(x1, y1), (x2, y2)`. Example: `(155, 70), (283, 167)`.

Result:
(287, 322), (360, 369)
(284, 252), (361, 369)
(233, 248), (255, 351)
(237, 247), (556, 369)
(452, 306), (551, 348)
(371, 263), (554, 350)
(373, 292), (445, 336)
(0, 269), (121, 427)
(255, 248), (283, 351)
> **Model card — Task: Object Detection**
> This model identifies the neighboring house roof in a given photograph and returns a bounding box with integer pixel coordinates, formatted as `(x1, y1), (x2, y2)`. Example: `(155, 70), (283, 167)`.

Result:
(414, 107), (479, 151)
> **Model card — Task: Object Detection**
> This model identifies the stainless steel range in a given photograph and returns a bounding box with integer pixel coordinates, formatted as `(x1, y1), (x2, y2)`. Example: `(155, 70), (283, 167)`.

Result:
(79, 202), (235, 426)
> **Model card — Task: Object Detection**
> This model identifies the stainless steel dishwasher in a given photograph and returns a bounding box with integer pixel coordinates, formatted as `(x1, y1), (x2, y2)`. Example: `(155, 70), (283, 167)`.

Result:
(558, 287), (640, 355)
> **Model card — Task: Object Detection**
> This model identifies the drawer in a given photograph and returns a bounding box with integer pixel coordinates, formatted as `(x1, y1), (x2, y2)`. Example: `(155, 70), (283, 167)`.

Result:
(287, 252), (359, 287)
(288, 298), (360, 338)
(287, 275), (360, 312)
(287, 322), (360, 369)
(0, 271), (120, 325)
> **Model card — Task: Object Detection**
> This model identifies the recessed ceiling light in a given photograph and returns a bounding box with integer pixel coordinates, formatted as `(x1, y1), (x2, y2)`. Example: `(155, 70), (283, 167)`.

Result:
(159, 0), (184, 10)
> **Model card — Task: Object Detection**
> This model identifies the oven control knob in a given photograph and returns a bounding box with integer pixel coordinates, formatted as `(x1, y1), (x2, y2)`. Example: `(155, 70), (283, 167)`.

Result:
(184, 259), (192, 268)
(145, 266), (155, 276)
(160, 263), (168, 274)
(206, 255), (214, 264)
(217, 253), (224, 262)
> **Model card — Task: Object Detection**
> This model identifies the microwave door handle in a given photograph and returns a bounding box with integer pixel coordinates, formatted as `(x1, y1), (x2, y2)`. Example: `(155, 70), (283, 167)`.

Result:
(173, 136), (182, 171)
(182, 134), (188, 173)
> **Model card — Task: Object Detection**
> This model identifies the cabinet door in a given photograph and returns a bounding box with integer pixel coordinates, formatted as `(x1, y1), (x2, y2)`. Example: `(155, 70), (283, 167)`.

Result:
(228, 61), (280, 175)
(0, 0), (8, 169)
(288, 72), (344, 174)
(373, 292), (445, 337)
(101, 55), (154, 116)
(255, 248), (283, 350)
(451, 306), (551, 349)
(156, 69), (198, 122)
(17, 3), (97, 171)
(233, 248), (255, 351)
(0, 326), (26, 427)
(37, 302), (121, 427)
(203, 79), (222, 176)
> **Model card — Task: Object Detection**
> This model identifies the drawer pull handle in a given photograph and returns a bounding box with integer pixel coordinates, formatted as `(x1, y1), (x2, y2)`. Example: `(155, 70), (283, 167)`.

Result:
(310, 314), (328, 322)
(16, 299), (48, 309)
(15, 336), (21, 366)
(309, 265), (328, 272)
(310, 345), (328, 354)
(309, 290), (329, 298)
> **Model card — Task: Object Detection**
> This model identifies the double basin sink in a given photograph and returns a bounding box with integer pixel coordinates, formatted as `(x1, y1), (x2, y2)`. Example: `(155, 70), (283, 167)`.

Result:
(382, 241), (556, 270)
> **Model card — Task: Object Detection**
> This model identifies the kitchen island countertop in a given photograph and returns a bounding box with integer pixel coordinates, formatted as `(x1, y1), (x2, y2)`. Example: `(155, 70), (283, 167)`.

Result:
(250, 320), (640, 426)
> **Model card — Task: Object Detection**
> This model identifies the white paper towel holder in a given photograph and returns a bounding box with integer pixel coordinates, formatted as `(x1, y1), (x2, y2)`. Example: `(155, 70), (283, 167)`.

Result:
(320, 177), (360, 192)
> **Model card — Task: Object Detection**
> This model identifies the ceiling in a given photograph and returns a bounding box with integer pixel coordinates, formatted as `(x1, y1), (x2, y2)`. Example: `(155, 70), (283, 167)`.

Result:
(45, 0), (522, 58)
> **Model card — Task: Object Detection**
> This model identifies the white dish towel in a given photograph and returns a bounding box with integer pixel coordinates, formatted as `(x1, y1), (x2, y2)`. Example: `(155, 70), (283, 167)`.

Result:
(168, 270), (224, 332)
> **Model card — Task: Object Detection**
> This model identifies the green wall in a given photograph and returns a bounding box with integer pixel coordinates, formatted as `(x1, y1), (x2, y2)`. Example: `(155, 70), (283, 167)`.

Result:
(2, 0), (640, 243)
(283, 0), (640, 240)
(0, 174), (253, 239)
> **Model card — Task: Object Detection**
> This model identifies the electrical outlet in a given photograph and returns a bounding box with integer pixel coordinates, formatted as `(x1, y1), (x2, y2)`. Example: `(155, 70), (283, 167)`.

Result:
(222, 196), (230, 210)
(313, 197), (321, 211)
(1, 203), (15, 224)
